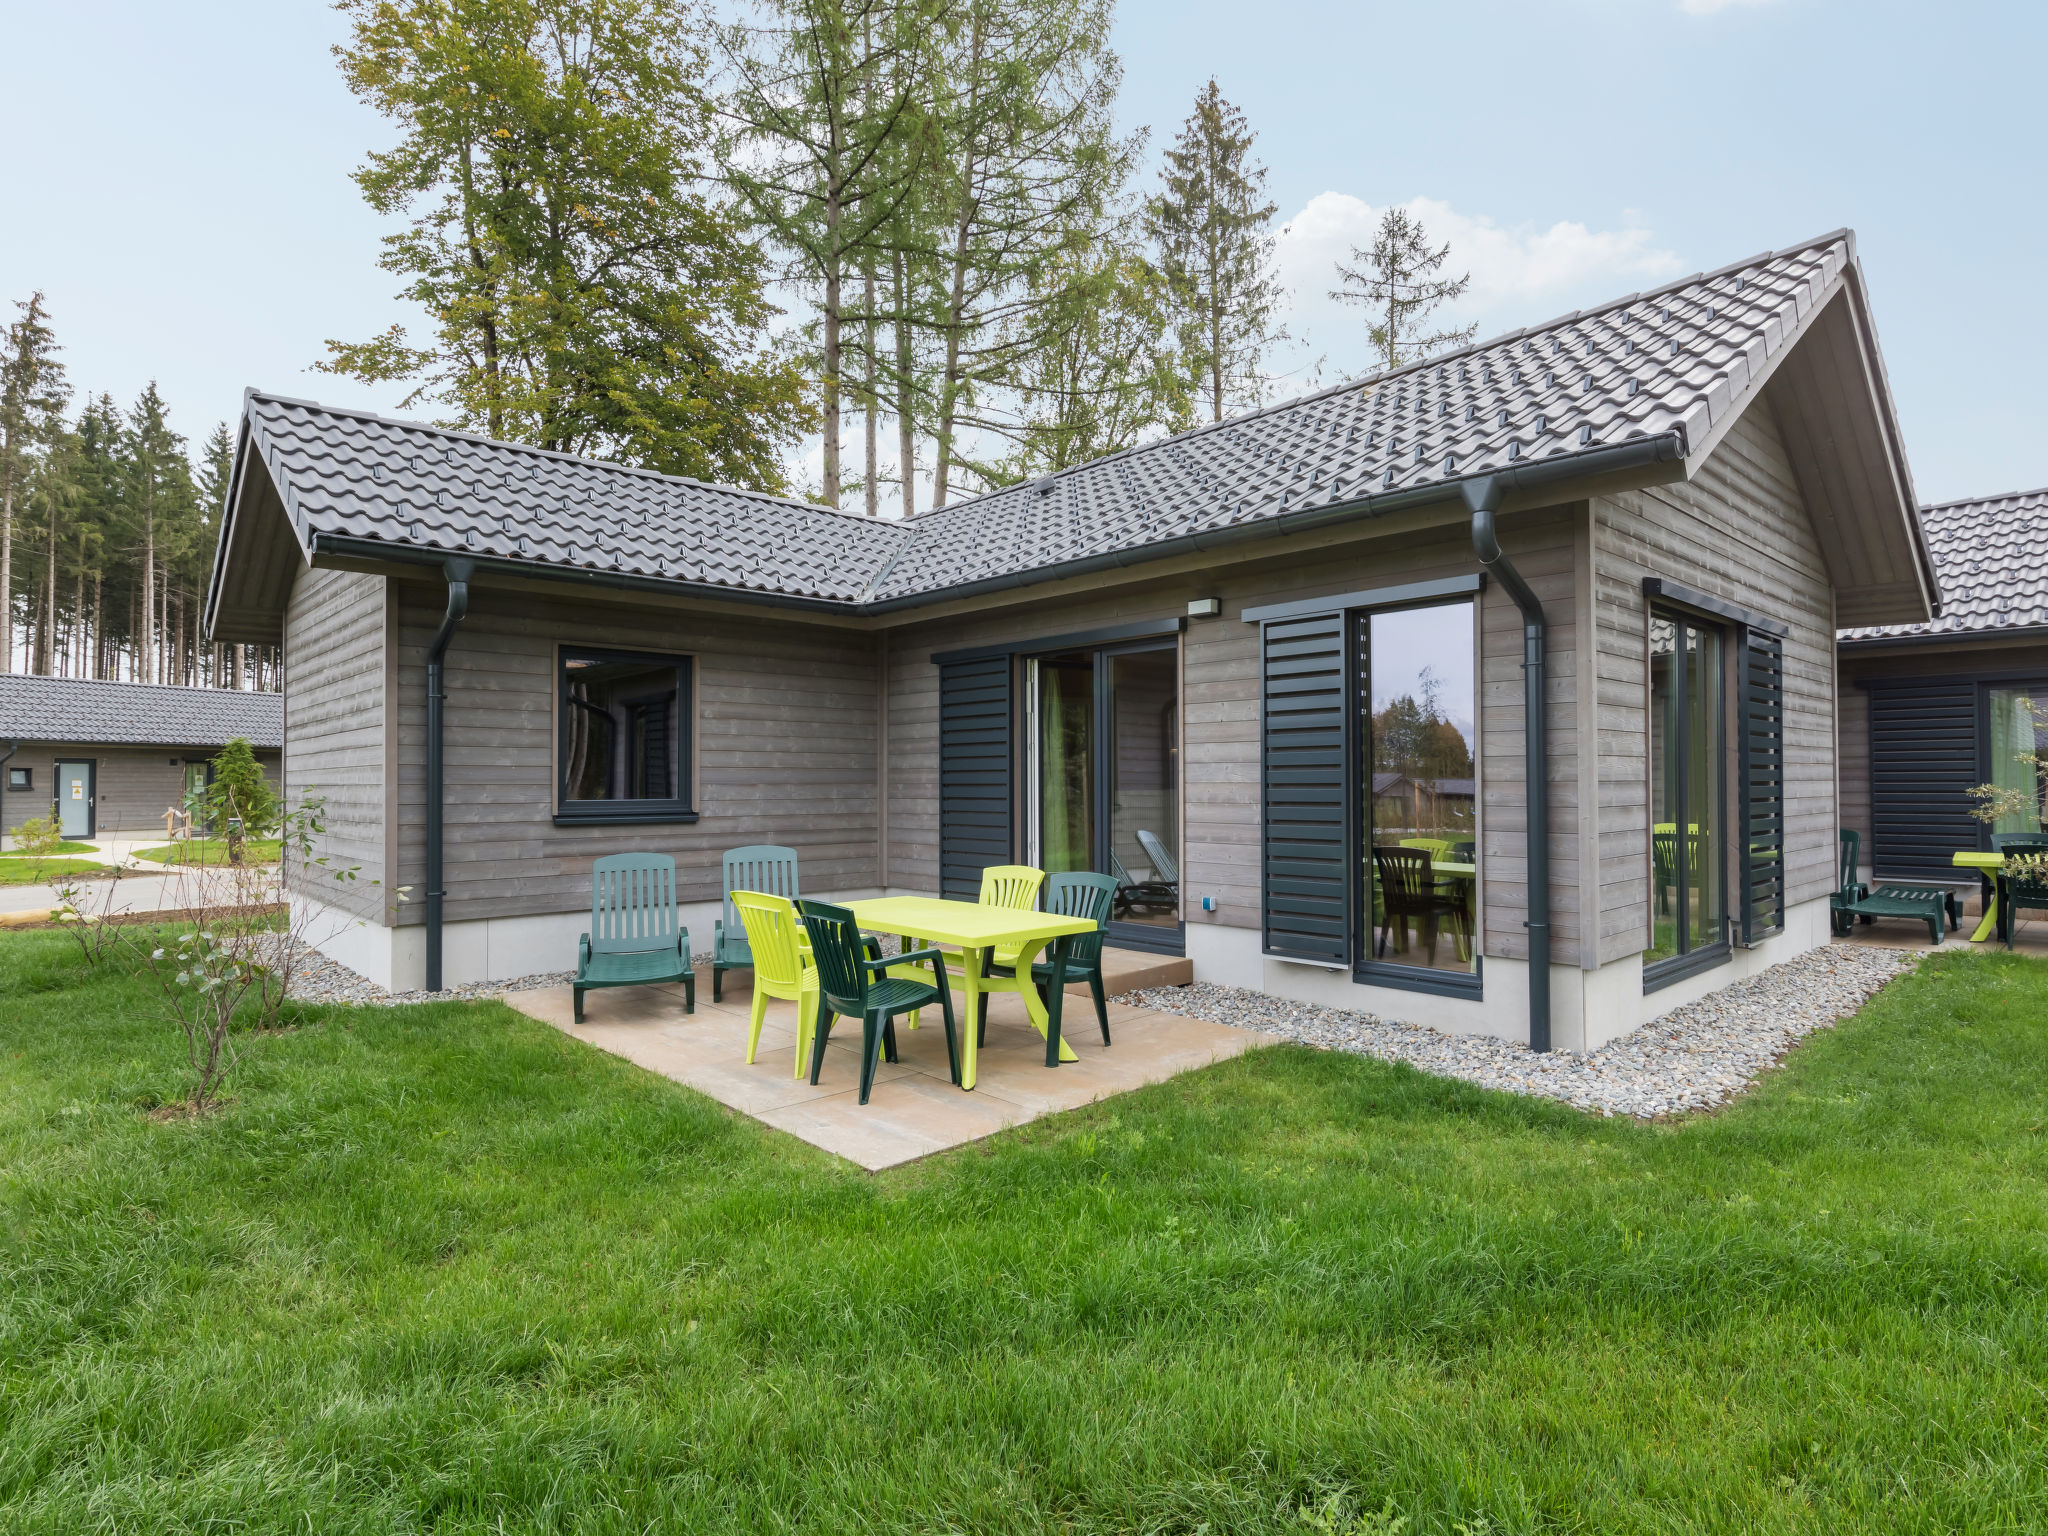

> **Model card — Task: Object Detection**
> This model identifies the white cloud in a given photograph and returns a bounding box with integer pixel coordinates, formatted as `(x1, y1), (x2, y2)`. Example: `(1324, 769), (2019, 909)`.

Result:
(1273, 193), (1687, 380)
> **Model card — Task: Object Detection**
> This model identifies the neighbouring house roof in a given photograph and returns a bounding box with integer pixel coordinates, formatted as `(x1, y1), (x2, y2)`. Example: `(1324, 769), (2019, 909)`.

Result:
(0, 675), (284, 749)
(1839, 486), (2048, 643)
(1372, 772), (1476, 797)
(209, 228), (1937, 640)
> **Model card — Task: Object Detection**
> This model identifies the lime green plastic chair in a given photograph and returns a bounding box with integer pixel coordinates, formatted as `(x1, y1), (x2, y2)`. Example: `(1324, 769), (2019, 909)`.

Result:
(982, 865), (1048, 968)
(798, 899), (959, 1104)
(733, 890), (823, 1078)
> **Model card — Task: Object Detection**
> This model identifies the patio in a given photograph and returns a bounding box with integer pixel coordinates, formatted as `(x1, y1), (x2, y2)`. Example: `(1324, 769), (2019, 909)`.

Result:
(506, 948), (1270, 1170)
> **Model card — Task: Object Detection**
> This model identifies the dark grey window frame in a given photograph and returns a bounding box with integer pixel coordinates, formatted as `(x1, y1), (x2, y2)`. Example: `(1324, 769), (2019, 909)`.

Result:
(1643, 603), (1731, 994)
(553, 645), (697, 827)
(7, 765), (28, 790)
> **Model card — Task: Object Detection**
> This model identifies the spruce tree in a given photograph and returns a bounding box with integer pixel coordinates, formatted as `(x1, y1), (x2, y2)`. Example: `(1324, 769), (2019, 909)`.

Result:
(1331, 207), (1476, 371)
(0, 294), (69, 672)
(1142, 80), (1283, 423)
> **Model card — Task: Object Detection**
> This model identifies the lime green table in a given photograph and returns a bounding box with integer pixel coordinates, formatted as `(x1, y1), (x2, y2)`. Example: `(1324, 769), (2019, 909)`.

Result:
(1954, 850), (2003, 942)
(844, 897), (1098, 1090)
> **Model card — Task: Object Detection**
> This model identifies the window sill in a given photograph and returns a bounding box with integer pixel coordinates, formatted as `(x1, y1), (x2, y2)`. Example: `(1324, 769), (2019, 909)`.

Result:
(1352, 959), (1483, 1000)
(553, 807), (700, 827)
(1643, 941), (1730, 994)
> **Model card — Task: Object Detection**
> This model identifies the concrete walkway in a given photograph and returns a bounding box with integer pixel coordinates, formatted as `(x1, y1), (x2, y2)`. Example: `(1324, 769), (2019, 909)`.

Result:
(506, 968), (1266, 1171)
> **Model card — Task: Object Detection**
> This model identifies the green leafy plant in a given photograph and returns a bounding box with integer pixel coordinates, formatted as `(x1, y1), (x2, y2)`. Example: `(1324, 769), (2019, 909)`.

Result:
(10, 813), (63, 876)
(201, 738), (280, 865)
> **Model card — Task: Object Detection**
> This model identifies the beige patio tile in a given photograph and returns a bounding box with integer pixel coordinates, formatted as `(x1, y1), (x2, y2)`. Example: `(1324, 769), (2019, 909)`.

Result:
(502, 973), (1273, 1170)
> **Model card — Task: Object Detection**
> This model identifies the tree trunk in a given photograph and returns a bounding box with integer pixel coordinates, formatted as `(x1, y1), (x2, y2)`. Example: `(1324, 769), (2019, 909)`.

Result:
(141, 489), (156, 684)
(39, 492), (57, 675)
(892, 248), (915, 519)
(0, 470), (12, 672)
(863, 262), (879, 517)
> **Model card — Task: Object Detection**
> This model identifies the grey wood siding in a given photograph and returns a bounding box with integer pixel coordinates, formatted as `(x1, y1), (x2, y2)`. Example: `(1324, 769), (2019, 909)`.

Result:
(392, 581), (880, 923)
(882, 513), (1573, 960)
(1593, 400), (1837, 966)
(2, 743), (279, 839)
(1837, 678), (1870, 863)
(282, 567), (390, 919)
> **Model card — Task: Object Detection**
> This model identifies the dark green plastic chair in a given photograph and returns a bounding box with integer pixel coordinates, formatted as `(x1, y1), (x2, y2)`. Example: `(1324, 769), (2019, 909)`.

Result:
(1830, 829), (1870, 936)
(575, 853), (694, 1023)
(712, 845), (799, 1002)
(1996, 836), (2048, 949)
(988, 871), (1120, 1048)
(798, 899), (959, 1104)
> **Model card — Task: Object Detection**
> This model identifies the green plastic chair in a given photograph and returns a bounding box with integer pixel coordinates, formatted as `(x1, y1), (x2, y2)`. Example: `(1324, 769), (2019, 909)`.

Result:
(1997, 836), (2048, 949)
(1829, 829), (1870, 936)
(575, 853), (694, 1023)
(798, 899), (959, 1104)
(989, 871), (1119, 1047)
(712, 845), (799, 1002)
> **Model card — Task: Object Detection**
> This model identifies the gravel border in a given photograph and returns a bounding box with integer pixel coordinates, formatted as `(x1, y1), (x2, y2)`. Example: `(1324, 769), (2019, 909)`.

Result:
(1115, 943), (1916, 1119)
(281, 942), (716, 1007)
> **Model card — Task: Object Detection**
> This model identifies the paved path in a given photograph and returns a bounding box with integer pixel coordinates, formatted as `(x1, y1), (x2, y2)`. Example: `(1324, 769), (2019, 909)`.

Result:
(0, 867), (279, 919)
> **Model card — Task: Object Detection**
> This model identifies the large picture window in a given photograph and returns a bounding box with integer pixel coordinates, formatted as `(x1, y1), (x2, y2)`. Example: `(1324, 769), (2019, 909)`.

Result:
(557, 648), (694, 823)
(1646, 611), (1727, 979)
(1357, 599), (1478, 987)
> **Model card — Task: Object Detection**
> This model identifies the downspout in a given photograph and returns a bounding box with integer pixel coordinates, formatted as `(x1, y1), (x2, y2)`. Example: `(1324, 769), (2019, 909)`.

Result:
(0, 741), (15, 850)
(424, 558), (474, 993)
(1464, 477), (1551, 1053)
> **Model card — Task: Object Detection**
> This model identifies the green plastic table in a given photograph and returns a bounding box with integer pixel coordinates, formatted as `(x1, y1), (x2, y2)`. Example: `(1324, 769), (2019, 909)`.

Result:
(1954, 850), (2002, 942)
(843, 897), (1098, 1090)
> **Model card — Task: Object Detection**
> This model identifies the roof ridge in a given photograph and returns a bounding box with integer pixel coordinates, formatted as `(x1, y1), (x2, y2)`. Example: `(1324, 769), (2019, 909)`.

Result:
(244, 390), (892, 529)
(1921, 484), (2048, 513)
(913, 228), (1859, 524)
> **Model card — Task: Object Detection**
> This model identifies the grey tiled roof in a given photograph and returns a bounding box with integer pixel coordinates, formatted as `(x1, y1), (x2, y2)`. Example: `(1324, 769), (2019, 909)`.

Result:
(239, 230), (1862, 610)
(1840, 487), (2048, 641)
(0, 675), (283, 748)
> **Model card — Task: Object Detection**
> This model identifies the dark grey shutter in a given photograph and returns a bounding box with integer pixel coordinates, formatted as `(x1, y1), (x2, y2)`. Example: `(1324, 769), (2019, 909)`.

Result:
(1260, 612), (1350, 962)
(1737, 630), (1785, 943)
(938, 655), (1012, 898)
(1867, 680), (1978, 881)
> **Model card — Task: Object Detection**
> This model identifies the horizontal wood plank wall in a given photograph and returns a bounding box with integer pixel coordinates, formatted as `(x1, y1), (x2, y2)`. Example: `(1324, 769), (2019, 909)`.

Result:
(881, 514), (1570, 959)
(283, 567), (390, 919)
(391, 581), (880, 924)
(0, 744), (279, 839)
(1593, 400), (1835, 967)
(1836, 680), (1869, 864)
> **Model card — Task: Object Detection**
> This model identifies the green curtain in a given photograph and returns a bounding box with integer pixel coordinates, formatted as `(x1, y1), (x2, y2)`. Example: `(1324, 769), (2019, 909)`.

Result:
(1041, 667), (1091, 872)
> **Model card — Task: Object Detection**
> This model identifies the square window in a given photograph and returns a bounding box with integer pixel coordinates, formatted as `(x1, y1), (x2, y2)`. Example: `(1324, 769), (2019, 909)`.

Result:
(7, 766), (28, 790)
(556, 648), (694, 823)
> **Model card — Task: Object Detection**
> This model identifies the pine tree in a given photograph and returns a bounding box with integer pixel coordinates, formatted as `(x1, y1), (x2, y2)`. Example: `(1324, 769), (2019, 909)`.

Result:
(1330, 207), (1476, 371)
(725, 0), (939, 507)
(324, 0), (809, 487)
(1142, 80), (1283, 423)
(122, 385), (193, 685)
(0, 294), (69, 672)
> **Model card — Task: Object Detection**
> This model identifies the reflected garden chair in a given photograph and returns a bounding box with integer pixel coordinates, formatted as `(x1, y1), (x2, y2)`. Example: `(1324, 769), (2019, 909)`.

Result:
(574, 853), (694, 1023)
(1372, 845), (1464, 964)
(733, 890), (823, 1077)
(712, 845), (799, 1002)
(798, 899), (959, 1104)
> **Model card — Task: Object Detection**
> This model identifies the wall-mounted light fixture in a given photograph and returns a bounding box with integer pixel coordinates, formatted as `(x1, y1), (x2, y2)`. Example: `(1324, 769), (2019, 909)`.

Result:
(1186, 597), (1221, 618)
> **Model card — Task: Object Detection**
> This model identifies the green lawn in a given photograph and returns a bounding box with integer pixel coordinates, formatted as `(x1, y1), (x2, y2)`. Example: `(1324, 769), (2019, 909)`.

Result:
(0, 840), (96, 857)
(130, 837), (282, 866)
(0, 857), (109, 886)
(2, 933), (2044, 1534)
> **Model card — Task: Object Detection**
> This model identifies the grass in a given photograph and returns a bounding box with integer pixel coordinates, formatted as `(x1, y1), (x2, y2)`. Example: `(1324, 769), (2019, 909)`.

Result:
(130, 837), (282, 866)
(0, 841), (95, 857)
(0, 857), (109, 887)
(1, 935), (2044, 1534)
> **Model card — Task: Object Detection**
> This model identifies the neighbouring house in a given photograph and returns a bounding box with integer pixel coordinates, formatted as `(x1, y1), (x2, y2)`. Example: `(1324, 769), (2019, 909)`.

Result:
(1838, 487), (2048, 888)
(205, 228), (1938, 1051)
(0, 675), (283, 844)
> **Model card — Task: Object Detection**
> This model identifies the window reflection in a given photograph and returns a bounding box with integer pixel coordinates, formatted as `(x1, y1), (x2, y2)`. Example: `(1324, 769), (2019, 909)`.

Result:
(561, 652), (685, 805)
(1646, 611), (1724, 967)
(1362, 600), (1477, 975)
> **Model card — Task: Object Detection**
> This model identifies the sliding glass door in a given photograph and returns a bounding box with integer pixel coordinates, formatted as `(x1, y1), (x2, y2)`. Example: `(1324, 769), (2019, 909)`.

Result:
(1646, 610), (1727, 975)
(1028, 640), (1182, 952)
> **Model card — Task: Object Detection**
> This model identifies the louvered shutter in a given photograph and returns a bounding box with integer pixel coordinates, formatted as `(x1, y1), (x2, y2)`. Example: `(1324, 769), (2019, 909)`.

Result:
(1737, 630), (1785, 943)
(1867, 681), (1979, 881)
(938, 655), (1013, 898)
(1260, 613), (1351, 962)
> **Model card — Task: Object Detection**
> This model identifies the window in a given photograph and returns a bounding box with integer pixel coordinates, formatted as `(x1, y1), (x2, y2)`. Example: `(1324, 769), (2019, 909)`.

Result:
(1986, 688), (2048, 835)
(7, 766), (28, 791)
(1358, 599), (1478, 987)
(1646, 611), (1727, 980)
(556, 648), (694, 823)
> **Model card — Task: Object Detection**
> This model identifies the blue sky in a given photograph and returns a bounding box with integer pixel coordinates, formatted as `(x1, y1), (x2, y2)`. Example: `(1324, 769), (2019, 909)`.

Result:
(1, 0), (2040, 504)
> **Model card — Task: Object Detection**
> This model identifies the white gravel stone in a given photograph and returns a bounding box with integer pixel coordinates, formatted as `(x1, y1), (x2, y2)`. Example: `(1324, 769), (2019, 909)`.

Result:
(1115, 943), (1916, 1119)
(278, 940), (716, 1008)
